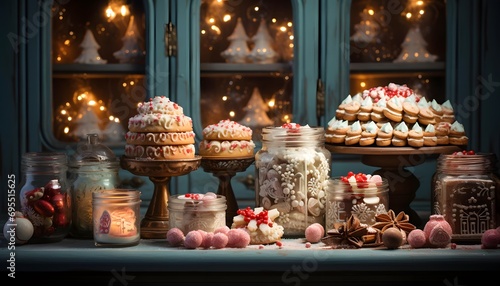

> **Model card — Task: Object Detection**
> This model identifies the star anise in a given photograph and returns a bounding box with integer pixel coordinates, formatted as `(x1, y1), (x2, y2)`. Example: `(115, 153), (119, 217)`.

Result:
(372, 209), (416, 234)
(321, 215), (368, 249)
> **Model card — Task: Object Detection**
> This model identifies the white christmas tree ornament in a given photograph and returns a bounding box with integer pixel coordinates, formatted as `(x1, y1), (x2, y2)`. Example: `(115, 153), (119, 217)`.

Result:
(73, 107), (102, 139)
(74, 29), (107, 64)
(394, 26), (437, 63)
(103, 120), (125, 142)
(113, 16), (145, 63)
(351, 9), (381, 44)
(221, 17), (250, 63)
(239, 87), (274, 128)
(248, 18), (278, 64)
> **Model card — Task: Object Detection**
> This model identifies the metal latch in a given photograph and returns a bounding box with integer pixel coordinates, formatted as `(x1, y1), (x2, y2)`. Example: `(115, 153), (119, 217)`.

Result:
(165, 22), (177, 57)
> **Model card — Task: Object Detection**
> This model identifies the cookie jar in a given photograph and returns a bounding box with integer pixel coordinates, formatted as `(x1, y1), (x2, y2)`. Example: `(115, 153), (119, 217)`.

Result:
(325, 175), (389, 229)
(19, 152), (71, 243)
(168, 192), (227, 233)
(255, 124), (331, 237)
(68, 133), (120, 238)
(92, 189), (141, 247)
(432, 152), (500, 243)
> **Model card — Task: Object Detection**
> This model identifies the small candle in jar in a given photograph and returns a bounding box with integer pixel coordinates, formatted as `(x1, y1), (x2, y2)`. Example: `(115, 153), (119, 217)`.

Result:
(93, 189), (141, 247)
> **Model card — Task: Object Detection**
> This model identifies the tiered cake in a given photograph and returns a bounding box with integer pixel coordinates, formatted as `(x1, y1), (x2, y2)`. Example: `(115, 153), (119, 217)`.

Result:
(125, 96), (196, 159)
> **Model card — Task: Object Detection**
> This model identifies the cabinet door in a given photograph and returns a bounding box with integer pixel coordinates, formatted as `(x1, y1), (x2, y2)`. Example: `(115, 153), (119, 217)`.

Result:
(43, 0), (156, 151)
(172, 0), (320, 206)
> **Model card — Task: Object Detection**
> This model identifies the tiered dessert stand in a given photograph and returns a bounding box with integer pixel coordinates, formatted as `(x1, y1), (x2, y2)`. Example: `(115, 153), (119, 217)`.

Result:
(325, 145), (462, 227)
(120, 156), (202, 238)
(200, 156), (255, 227)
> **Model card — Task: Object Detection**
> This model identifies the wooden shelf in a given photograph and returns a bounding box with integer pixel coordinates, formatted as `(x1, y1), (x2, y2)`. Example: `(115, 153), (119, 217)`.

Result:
(52, 63), (145, 75)
(200, 62), (293, 76)
(350, 62), (446, 73)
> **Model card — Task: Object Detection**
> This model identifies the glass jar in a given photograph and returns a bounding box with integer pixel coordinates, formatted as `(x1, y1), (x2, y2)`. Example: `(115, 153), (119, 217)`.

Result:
(325, 176), (389, 230)
(92, 189), (141, 247)
(68, 134), (120, 238)
(168, 193), (227, 234)
(255, 124), (331, 237)
(19, 152), (71, 243)
(432, 152), (500, 243)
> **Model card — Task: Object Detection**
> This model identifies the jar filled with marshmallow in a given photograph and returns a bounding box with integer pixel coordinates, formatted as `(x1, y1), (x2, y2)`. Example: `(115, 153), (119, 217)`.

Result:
(255, 123), (331, 237)
(325, 172), (389, 230)
(168, 192), (227, 233)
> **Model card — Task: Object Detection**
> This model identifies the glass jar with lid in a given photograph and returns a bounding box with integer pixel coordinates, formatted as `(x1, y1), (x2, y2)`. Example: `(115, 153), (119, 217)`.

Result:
(68, 133), (120, 238)
(19, 152), (71, 243)
(255, 123), (331, 237)
(168, 192), (227, 234)
(432, 151), (500, 243)
(325, 174), (389, 229)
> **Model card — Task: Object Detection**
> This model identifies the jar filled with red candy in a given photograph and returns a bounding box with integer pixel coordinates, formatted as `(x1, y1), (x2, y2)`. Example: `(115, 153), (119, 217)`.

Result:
(325, 172), (389, 229)
(19, 152), (71, 243)
(255, 123), (331, 237)
(432, 150), (500, 243)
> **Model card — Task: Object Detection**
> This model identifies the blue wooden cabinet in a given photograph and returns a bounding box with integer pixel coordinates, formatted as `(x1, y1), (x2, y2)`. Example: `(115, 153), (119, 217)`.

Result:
(1, 0), (499, 220)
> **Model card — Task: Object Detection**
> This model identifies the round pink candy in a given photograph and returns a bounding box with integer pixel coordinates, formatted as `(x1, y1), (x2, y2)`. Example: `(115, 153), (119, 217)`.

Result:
(226, 228), (250, 248)
(407, 229), (427, 248)
(428, 224), (451, 248)
(305, 223), (324, 243)
(214, 226), (230, 235)
(184, 230), (203, 249)
(211, 232), (229, 249)
(199, 230), (213, 249)
(166, 228), (185, 247)
(423, 215), (452, 238)
(481, 229), (500, 249)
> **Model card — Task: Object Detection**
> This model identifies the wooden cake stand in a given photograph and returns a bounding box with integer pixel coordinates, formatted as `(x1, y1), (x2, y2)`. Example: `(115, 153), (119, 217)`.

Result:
(200, 156), (255, 227)
(120, 156), (201, 239)
(325, 145), (462, 227)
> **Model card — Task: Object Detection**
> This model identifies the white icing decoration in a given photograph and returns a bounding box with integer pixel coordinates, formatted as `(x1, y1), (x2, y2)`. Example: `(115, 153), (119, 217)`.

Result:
(380, 122), (393, 133)
(361, 96), (373, 107)
(412, 122), (423, 133)
(424, 124), (435, 133)
(394, 122), (409, 133)
(365, 121), (378, 134)
(451, 121), (465, 132)
(431, 99), (442, 111)
(341, 95), (353, 105)
(350, 121), (361, 131)
(375, 97), (387, 108)
(417, 98), (428, 109)
(442, 99), (454, 111)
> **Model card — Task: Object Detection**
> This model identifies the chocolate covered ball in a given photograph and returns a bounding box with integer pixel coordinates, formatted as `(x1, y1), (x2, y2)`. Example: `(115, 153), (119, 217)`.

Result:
(382, 227), (403, 249)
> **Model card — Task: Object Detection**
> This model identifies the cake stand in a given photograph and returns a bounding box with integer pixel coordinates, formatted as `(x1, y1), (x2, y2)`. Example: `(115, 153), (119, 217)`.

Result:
(200, 156), (255, 227)
(325, 145), (462, 228)
(120, 156), (201, 238)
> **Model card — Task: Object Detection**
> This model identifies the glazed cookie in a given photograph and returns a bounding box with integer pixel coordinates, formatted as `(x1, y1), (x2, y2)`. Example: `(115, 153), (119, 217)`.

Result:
(402, 101), (419, 124)
(345, 121), (362, 145)
(383, 97), (403, 122)
(423, 124), (438, 147)
(408, 122), (424, 148)
(392, 122), (409, 147)
(359, 121), (378, 146)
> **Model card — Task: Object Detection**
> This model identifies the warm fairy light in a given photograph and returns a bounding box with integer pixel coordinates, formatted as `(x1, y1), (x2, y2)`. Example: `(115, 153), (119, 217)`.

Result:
(100, 106), (105, 111)
(282, 115), (290, 123)
(416, 0), (424, 5)
(208, 18), (215, 24)
(289, 35), (294, 40)
(109, 116), (115, 121)
(414, 52), (419, 58)
(61, 110), (67, 115)
(211, 25), (221, 35)
(268, 99), (275, 108)
(201, 29), (206, 35)
(280, 26), (287, 32)
(64, 40), (70, 45)
(114, 118), (120, 123)
(105, 6), (115, 19)
(223, 14), (231, 22)
(120, 5), (128, 16)
(56, 56), (62, 62)
(419, 10), (425, 15)
(222, 95), (228, 101)
(88, 100), (96, 106)
(129, 81), (135, 85)
(64, 127), (70, 134)
(67, 117), (72, 121)
(368, 9), (374, 15)
(122, 82), (127, 87)
(254, 6), (259, 12)
(229, 111), (235, 117)
(287, 22), (292, 27)
(406, 12), (412, 19)
(360, 82), (366, 88)
(289, 43), (294, 48)
(272, 18), (277, 23)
